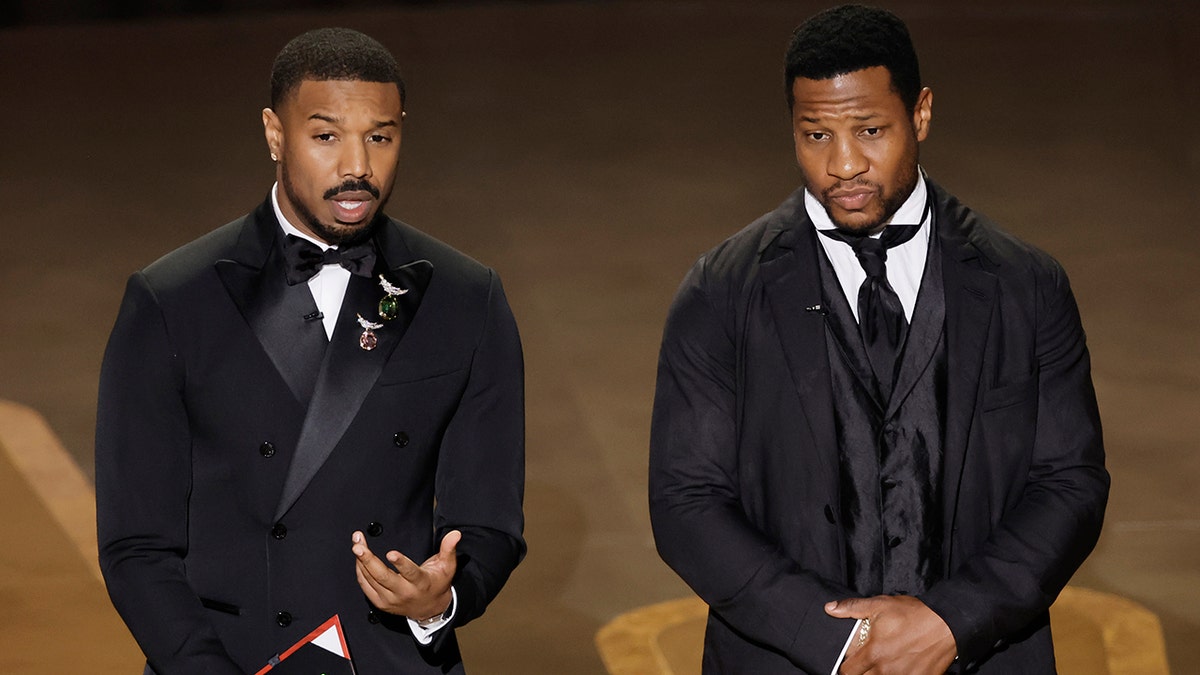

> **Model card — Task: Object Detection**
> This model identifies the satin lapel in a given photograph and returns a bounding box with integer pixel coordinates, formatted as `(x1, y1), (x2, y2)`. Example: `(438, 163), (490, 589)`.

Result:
(214, 201), (326, 407)
(760, 223), (837, 479)
(885, 223), (946, 420)
(274, 224), (433, 520)
(937, 207), (998, 556)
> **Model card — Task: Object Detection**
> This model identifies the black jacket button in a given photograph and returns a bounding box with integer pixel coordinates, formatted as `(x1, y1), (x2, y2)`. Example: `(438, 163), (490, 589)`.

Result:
(367, 522), (383, 537)
(271, 523), (287, 539)
(367, 609), (381, 624)
(824, 505), (836, 524)
(276, 611), (292, 627)
(393, 432), (410, 448)
(888, 536), (903, 548)
(259, 441), (276, 458)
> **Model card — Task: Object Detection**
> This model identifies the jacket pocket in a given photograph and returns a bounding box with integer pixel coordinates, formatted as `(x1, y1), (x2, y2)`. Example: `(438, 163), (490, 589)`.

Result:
(199, 597), (241, 616)
(981, 375), (1036, 412)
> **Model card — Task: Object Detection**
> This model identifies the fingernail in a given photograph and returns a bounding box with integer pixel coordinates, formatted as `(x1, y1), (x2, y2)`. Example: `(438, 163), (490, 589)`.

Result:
(353, 532), (361, 543)
(826, 601), (837, 610)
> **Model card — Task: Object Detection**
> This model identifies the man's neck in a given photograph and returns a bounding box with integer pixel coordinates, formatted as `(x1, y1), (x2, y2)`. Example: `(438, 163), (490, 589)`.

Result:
(271, 182), (334, 249)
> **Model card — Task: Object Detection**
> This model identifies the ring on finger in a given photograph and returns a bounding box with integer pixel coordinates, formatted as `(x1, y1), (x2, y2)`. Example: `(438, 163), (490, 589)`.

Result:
(857, 617), (872, 647)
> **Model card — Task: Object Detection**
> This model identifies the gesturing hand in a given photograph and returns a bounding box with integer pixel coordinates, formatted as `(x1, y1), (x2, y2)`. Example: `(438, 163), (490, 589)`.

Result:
(352, 529), (460, 621)
(826, 595), (957, 675)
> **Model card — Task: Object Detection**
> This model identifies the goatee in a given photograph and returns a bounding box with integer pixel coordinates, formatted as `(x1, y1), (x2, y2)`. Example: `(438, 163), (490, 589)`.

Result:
(281, 162), (387, 246)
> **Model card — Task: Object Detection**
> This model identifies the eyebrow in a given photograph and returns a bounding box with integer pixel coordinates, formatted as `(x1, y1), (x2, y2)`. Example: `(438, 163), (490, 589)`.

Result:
(798, 113), (882, 123)
(307, 113), (398, 128)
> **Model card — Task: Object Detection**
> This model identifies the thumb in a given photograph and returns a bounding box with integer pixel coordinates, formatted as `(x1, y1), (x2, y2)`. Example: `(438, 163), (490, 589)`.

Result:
(437, 530), (461, 561)
(825, 597), (872, 619)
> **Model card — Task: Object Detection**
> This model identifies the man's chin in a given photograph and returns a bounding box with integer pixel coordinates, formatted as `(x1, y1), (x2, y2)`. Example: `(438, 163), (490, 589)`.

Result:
(310, 217), (378, 246)
(828, 210), (885, 236)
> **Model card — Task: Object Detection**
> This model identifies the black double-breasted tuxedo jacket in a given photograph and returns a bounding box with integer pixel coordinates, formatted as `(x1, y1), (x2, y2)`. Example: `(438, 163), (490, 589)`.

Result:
(96, 199), (525, 674)
(649, 180), (1109, 673)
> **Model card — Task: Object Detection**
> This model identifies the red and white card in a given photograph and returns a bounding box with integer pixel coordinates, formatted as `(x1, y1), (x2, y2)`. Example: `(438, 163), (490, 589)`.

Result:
(256, 614), (355, 674)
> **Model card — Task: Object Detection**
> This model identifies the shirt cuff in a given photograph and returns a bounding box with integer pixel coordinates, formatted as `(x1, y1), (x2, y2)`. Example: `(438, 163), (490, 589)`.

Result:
(830, 619), (862, 675)
(406, 587), (457, 645)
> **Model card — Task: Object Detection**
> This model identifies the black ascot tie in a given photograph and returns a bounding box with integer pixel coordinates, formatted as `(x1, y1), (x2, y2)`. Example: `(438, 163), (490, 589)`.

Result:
(283, 234), (377, 285)
(820, 224), (921, 396)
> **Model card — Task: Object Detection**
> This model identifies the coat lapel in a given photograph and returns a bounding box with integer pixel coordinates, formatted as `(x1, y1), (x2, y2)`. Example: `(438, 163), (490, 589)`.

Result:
(884, 213), (946, 420)
(934, 184), (999, 553)
(758, 196), (838, 480)
(274, 220), (433, 520)
(214, 200), (327, 407)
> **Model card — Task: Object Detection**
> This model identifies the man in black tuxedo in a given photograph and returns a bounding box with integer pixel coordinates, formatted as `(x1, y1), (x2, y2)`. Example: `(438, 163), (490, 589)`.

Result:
(649, 5), (1108, 674)
(96, 28), (524, 674)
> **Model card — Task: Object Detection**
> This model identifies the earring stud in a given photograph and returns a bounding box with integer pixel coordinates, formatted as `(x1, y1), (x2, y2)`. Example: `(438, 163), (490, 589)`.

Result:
(270, 152), (278, 161)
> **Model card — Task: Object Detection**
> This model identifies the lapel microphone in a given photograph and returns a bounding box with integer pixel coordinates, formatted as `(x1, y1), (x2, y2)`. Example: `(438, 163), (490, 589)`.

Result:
(303, 311), (324, 322)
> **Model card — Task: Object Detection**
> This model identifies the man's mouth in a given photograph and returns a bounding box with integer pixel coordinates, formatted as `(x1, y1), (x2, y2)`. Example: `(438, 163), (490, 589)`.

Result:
(826, 186), (876, 211)
(326, 192), (372, 220)
(328, 190), (375, 223)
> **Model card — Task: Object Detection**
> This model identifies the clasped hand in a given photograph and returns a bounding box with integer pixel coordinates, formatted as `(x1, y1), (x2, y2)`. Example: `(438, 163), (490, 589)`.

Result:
(352, 529), (460, 621)
(826, 595), (957, 675)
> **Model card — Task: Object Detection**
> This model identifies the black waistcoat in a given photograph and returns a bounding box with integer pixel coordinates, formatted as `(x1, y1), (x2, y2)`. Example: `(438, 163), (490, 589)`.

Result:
(816, 225), (949, 596)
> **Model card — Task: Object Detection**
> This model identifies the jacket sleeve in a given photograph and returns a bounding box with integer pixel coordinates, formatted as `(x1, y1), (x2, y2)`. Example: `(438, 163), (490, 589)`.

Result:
(920, 261), (1109, 666)
(95, 273), (243, 675)
(433, 270), (526, 627)
(649, 258), (857, 673)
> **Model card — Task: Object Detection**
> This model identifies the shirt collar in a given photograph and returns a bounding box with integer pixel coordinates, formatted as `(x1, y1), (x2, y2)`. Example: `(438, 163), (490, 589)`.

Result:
(271, 182), (333, 250)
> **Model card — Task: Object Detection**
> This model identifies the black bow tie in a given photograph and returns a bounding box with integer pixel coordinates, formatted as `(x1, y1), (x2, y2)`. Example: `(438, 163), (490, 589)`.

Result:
(282, 234), (377, 285)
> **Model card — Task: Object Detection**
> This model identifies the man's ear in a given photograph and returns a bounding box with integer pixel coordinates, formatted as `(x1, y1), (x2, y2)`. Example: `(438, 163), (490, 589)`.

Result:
(262, 107), (283, 161)
(913, 87), (933, 142)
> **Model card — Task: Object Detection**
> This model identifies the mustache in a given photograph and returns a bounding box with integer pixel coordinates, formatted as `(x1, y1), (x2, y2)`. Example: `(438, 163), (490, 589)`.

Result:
(822, 178), (875, 198)
(323, 179), (380, 200)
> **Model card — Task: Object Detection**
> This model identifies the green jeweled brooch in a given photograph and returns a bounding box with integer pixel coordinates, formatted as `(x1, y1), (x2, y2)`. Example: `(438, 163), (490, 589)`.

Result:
(377, 274), (408, 321)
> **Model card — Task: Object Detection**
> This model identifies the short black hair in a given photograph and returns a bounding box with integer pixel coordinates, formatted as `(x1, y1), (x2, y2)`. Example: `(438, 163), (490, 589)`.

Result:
(270, 27), (405, 109)
(784, 5), (920, 111)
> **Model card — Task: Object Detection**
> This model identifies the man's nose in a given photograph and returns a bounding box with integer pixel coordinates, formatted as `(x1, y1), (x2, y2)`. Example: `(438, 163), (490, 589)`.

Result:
(339, 140), (372, 179)
(828, 138), (867, 180)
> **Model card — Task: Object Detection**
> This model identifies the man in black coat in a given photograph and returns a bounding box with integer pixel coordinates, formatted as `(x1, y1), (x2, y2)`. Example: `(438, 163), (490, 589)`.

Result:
(96, 28), (525, 674)
(649, 6), (1108, 673)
